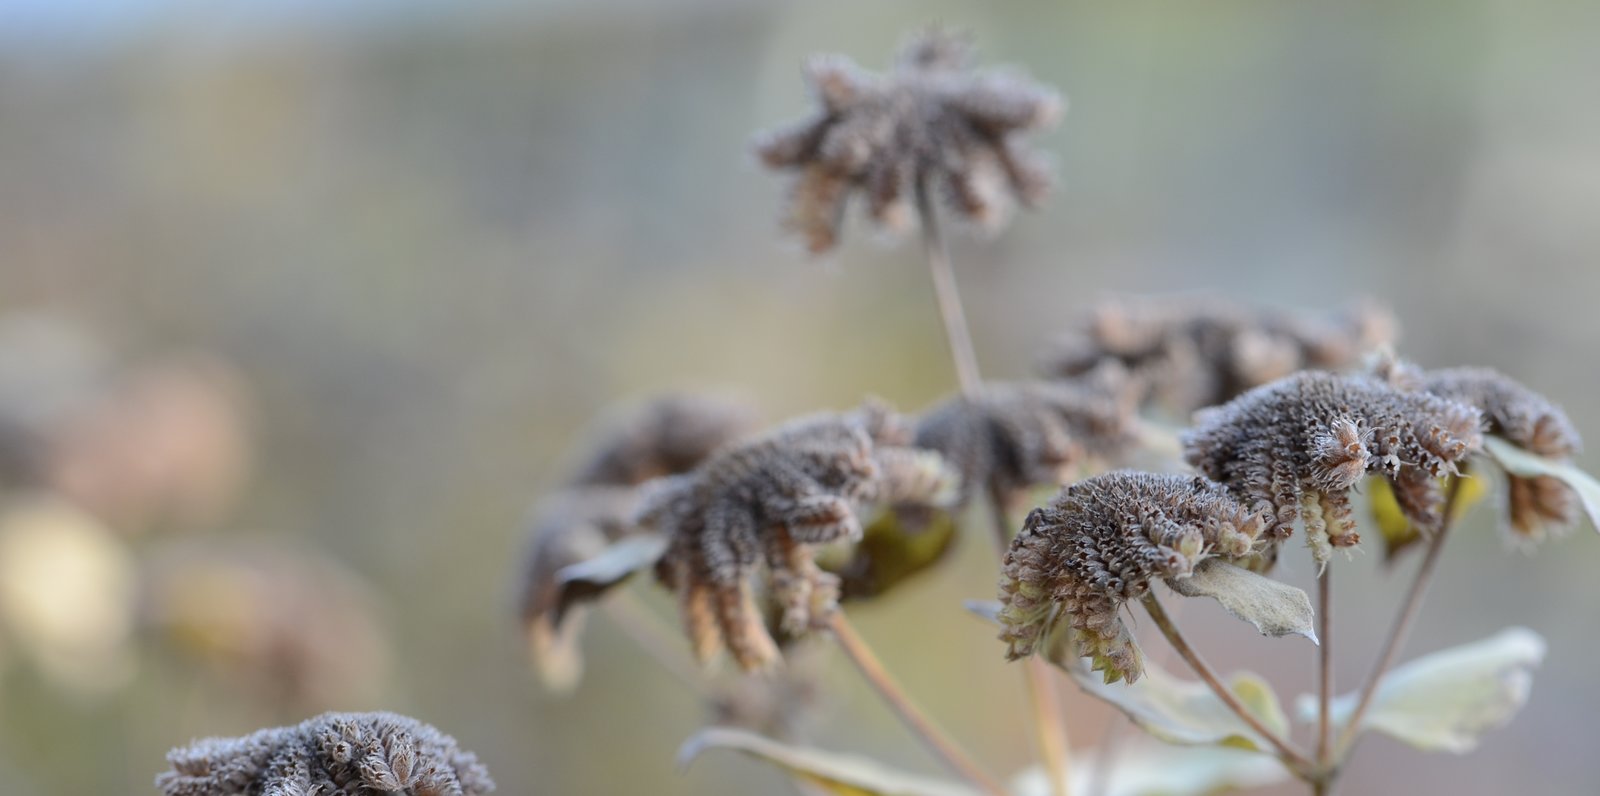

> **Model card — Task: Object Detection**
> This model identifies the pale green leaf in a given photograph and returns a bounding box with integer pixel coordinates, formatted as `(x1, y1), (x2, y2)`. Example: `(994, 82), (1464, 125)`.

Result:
(1011, 743), (1289, 796)
(677, 727), (978, 796)
(1483, 436), (1600, 532)
(1297, 627), (1546, 753)
(1168, 558), (1319, 644)
(1065, 660), (1289, 752)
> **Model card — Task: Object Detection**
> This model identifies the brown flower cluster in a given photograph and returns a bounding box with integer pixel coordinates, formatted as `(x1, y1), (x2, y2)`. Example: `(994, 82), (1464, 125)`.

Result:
(156, 711), (493, 796)
(754, 28), (1062, 253)
(913, 374), (1141, 510)
(566, 393), (760, 487)
(642, 402), (940, 670)
(997, 472), (1267, 683)
(1379, 361), (1582, 542)
(1183, 371), (1483, 567)
(1041, 296), (1395, 414)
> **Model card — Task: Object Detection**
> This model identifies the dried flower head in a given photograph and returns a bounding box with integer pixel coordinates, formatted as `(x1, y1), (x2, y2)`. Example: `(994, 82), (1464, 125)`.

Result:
(566, 393), (760, 487)
(913, 374), (1141, 509)
(998, 472), (1267, 683)
(1042, 296), (1396, 414)
(1378, 360), (1582, 542)
(156, 711), (494, 796)
(642, 401), (922, 671)
(1183, 372), (1483, 567)
(754, 27), (1062, 252)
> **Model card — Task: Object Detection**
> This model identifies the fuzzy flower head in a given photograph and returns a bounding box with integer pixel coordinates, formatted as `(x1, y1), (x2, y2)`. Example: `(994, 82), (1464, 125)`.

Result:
(566, 393), (760, 488)
(913, 373), (1142, 509)
(156, 711), (493, 796)
(754, 27), (1062, 253)
(1183, 371), (1483, 567)
(641, 401), (929, 671)
(1377, 360), (1583, 543)
(998, 472), (1268, 683)
(1042, 296), (1396, 414)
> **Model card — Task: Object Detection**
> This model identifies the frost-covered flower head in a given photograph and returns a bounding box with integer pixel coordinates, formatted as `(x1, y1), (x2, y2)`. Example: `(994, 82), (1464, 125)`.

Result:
(156, 711), (493, 796)
(1183, 371), (1482, 567)
(566, 393), (760, 488)
(641, 401), (947, 671)
(997, 472), (1267, 683)
(754, 27), (1062, 252)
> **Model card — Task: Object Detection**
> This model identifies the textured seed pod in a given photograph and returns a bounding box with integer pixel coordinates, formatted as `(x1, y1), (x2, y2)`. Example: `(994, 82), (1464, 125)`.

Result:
(913, 375), (1141, 509)
(155, 711), (494, 796)
(1382, 362), (1582, 542)
(641, 402), (916, 671)
(1183, 371), (1483, 567)
(566, 393), (760, 488)
(1041, 296), (1396, 414)
(753, 27), (1061, 253)
(997, 472), (1267, 683)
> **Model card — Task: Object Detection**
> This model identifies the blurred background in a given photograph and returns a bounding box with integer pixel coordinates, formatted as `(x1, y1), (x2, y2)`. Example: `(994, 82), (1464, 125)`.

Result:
(1, 0), (1597, 793)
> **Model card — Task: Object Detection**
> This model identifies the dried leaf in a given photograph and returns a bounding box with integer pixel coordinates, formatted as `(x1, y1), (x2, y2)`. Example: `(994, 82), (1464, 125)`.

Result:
(1064, 659), (1289, 752)
(1482, 436), (1600, 533)
(828, 507), (959, 601)
(1011, 743), (1289, 796)
(677, 727), (977, 796)
(1297, 627), (1546, 753)
(552, 534), (668, 624)
(1167, 558), (1318, 644)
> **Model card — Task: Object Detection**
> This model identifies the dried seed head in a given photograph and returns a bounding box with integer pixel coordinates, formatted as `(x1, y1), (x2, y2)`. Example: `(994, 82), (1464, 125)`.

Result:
(567, 394), (760, 487)
(1382, 362), (1582, 542)
(156, 711), (494, 796)
(1183, 371), (1482, 567)
(641, 402), (916, 671)
(913, 375), (1142, 508)
(754, 27), (1062, 253)
(1041, 296), (1396, 414)
(997, 472), (1267, 683)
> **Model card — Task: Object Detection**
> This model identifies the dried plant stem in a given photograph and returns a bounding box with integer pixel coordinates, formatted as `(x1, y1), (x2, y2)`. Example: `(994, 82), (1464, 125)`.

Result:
(1315, 568), (1333, 768)
(988, 488), (1074, 796)
(602, 590), (710, 697)
(914, 173), (983, 398)
(826, 612), (1006, 796)
(1140, 593), (1316, 777)
(1333, 475), (1466, 758)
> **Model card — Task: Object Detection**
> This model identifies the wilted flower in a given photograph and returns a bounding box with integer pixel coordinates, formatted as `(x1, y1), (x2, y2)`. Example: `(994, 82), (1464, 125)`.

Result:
(754, 28), (1062, 252)
(566, 393), (760, 488)
(643, 401), (935, 671)
(998, 472), (1267, 683)
(913, 373), (1141, 510)
(1377, 360), (1582, 543)
(155, 711), (494, 796)
(1041, 296), (1395, 414)
(1183, 372), (1482, 567)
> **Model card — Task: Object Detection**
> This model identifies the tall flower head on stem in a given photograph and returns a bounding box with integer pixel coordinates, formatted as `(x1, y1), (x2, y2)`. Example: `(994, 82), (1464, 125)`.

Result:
(156, 711), (494, 796)
(641, 401), (942, 671)
(754, 28), (1062, 253)
(998, 472), (1268, 683)
(1042, 296), (1396, 414)
(1183, 372), (1483, 568)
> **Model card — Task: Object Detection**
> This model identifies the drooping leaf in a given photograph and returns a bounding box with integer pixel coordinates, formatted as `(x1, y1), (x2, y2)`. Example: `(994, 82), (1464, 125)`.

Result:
(828, 507), (960, 601)
(677, 727), (978, 796)
(1297, 627), (1546, 753)
(1167, 558), (1318, 644)
(1011, 743), (1289, 796)
(552, 534), (668, 625)
(1369, 474), (1487, 562)
(1064, 659), (1289, 753)
(1483, 436), (1600, 533)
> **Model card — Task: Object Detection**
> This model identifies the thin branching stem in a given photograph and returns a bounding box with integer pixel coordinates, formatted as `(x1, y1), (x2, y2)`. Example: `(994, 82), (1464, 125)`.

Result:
(1333, 475), (1467, 758)
(826, 612), (1007, 796)
(1316, 568), (1333, 770)
(914, 173), (983, 398)
(1140, 592), (1317, 777)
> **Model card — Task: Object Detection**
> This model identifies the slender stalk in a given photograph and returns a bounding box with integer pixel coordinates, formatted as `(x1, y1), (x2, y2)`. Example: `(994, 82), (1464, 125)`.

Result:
(1140, 593), (1316, 776)
(1333, 475), (1467, 757)
(1315, 568), (1333, 770)
(988, 488), (1073, 796)
(914, 173), (982, 398)
(826, 612), (1007, 796)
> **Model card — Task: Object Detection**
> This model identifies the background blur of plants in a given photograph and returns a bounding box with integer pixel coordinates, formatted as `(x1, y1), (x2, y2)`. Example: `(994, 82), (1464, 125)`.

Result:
(2, 1), (1598, 793)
